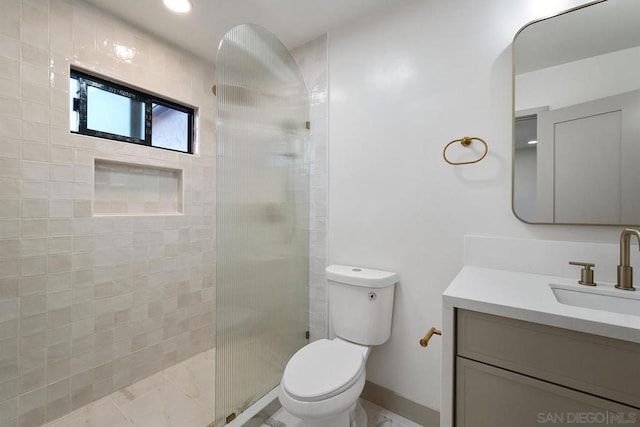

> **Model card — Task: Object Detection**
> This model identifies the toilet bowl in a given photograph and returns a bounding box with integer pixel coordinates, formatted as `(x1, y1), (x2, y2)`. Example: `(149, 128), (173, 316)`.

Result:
(278, 265), (398, 427)
(279, 338), (369, 425)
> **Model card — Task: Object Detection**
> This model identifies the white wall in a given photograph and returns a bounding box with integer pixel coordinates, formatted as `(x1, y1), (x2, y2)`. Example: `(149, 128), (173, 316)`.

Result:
(327, 0), (622, 412)
(516, 46), (640, 111)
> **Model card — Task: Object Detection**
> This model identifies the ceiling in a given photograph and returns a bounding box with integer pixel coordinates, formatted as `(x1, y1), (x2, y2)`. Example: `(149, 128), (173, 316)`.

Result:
(84, 0), (398, 63)
(515, 0), (640, 74)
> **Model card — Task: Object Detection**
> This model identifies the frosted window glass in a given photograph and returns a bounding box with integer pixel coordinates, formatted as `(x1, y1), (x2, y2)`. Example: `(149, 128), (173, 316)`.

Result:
(152, 104), (189, 152)
(87, 86), (145, 139)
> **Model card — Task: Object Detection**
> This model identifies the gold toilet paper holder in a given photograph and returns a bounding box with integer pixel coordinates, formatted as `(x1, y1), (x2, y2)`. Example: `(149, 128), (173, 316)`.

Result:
(419, 327), (442, 347)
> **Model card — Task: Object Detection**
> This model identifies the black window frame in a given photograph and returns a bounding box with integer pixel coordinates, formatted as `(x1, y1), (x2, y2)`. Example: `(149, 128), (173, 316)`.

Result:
(70, 69), (195, 154)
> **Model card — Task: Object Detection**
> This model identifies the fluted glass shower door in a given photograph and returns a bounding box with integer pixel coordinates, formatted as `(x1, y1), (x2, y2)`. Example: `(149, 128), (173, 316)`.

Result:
(215, 24), (310, 425)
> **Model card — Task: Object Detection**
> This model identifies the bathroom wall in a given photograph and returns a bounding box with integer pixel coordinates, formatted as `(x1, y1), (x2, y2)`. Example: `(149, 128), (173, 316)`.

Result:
(0, 1), (216, 425)
(291, 35), (329, 342)
(327, 0), (620, 414)
(516, 46), (640, 111)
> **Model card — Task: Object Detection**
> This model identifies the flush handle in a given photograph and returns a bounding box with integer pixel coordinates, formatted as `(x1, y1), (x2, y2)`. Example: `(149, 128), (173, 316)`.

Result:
(569, 261), (596, 286)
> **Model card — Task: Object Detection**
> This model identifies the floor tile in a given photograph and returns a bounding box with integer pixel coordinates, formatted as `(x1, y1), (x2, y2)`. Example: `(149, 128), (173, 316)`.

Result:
(45, 396), (133, 427)
(361, 400), (422, 427)
(42, 350), (215, 427)
(163, 348), (216, 413)
(42, 347), (416, 427)
(264, 399), (423, 427)
(117, 382), (209, 427)
(110, 372), (168, 408)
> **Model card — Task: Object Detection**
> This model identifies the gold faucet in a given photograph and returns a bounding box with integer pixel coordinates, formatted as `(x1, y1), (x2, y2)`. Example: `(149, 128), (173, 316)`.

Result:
(616, 228), (640, 291)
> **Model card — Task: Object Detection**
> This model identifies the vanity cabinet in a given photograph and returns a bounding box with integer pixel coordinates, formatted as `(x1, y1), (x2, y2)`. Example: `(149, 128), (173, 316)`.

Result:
(455, 309), (640, 427)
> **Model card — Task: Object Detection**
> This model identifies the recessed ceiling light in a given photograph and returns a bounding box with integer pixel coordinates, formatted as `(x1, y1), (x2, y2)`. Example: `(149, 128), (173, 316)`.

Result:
(163, 0), (192, 13)
(527, 140), (538, 145)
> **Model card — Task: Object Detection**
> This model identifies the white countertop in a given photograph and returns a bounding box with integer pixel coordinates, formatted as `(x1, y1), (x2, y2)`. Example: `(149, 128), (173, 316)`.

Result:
(442, 266), (640, 344)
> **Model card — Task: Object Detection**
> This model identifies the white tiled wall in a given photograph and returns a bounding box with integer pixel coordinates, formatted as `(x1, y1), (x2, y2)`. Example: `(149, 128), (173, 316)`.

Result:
(291, 35), (329, 342)
(0, 0), (216, 425)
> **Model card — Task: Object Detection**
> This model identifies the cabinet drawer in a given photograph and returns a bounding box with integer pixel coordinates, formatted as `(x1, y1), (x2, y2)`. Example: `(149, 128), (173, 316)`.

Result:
(456, 357), (639, 427)
(457, 309), (640, 408)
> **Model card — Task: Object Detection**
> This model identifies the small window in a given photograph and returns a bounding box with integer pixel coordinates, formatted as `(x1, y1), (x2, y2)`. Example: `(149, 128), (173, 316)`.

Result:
(70, 69), (194, 154)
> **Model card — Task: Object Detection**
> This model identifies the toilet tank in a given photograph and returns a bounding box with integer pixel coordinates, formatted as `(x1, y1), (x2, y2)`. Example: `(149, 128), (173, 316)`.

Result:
(326, 265), (397, 346)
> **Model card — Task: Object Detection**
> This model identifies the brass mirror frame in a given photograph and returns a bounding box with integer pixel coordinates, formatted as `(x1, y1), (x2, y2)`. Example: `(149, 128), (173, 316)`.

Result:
(510, 0), (640, 226)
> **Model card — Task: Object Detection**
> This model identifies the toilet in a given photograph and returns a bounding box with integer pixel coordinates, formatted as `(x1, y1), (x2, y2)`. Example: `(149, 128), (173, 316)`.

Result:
(278, 264), (398, 427)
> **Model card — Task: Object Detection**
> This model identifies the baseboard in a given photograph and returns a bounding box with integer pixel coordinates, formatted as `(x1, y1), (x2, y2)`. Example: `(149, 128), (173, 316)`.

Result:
(361, 381), (440, 426)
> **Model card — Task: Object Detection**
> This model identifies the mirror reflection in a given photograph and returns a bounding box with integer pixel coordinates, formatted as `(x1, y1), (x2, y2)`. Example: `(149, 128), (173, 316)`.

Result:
(512, 0), (640, 225)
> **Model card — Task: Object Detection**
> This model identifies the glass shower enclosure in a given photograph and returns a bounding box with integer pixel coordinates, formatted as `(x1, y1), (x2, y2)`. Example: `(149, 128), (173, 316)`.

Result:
(215, 24), (310, 425)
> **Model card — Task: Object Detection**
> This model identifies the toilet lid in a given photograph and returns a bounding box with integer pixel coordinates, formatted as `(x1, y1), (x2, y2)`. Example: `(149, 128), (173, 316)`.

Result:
(282, 339), (364, 402)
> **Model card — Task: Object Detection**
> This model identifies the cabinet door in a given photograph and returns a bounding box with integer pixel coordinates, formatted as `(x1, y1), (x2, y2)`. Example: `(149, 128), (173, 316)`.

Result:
(457, 309), (640, 408)
(456, 357), (639, 427)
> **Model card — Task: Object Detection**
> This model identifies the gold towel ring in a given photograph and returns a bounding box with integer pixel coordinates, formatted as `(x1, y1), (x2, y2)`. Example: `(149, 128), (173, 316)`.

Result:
(443, 136), (488, 165)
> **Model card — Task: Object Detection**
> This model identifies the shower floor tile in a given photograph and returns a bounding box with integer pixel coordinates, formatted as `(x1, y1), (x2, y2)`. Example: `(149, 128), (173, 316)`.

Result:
(43, 348), (216, 427)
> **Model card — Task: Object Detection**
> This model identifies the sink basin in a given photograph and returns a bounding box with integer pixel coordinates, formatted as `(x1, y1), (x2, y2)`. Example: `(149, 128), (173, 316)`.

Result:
(550, 283), (640, 317)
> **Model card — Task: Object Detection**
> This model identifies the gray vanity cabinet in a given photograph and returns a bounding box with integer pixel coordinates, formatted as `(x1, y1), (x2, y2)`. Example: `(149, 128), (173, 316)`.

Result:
(455, 310), (640, 427)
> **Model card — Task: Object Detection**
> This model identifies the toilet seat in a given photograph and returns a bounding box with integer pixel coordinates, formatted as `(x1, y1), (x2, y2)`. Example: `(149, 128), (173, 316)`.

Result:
(282, 339), (365, 402)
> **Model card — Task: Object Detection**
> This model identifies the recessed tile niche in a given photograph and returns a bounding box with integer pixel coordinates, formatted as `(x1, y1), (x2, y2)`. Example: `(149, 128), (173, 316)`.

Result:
(93, 159), (183, 215)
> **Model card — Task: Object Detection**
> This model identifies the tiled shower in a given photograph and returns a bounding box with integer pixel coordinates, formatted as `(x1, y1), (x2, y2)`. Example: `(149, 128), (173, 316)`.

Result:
(0, 0), (216, 425)
(0, 0), (330, 425)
